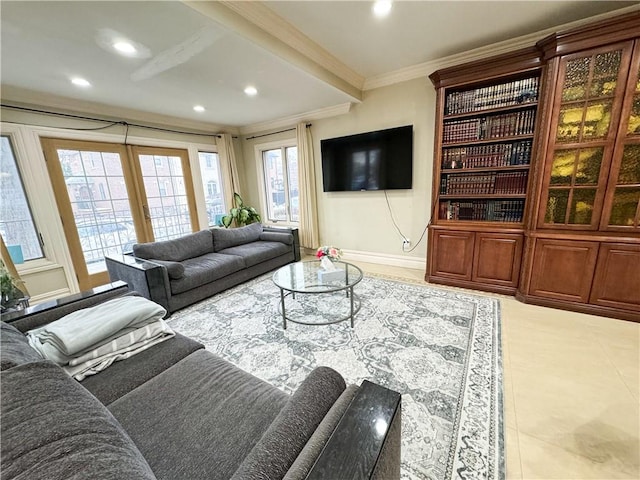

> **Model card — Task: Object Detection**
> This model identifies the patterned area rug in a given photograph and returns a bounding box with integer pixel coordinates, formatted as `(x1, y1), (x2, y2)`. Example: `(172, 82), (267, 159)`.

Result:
(168, 273), (504, 480)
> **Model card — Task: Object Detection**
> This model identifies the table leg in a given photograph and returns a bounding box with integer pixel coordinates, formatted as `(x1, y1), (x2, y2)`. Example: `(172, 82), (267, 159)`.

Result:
(350, 286), (354, 328)
(280, 288), (287, 330)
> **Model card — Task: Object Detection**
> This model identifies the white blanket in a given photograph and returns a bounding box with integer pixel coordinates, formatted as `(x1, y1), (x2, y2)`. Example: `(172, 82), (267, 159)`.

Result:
(64, 319), (175, 381)
(27, 296), (166, 365)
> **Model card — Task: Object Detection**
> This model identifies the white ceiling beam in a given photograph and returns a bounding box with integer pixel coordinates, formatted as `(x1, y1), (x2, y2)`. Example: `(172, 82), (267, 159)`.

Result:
(183, 1), (363, 102)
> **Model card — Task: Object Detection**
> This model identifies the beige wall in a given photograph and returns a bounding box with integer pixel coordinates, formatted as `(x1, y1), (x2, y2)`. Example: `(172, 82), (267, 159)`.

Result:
(242, 77), (435, 265)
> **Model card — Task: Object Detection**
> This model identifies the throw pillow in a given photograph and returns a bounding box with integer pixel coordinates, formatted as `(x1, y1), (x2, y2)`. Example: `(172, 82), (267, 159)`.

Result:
(259, 231), (293, 245)
(213, 223), (263, 252)
(150, 259), (185, 279)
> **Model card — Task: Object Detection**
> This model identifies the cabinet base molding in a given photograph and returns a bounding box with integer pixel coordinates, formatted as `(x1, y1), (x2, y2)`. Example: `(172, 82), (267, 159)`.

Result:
(426, 275), (517, 296)
(515, 292), (640, 323)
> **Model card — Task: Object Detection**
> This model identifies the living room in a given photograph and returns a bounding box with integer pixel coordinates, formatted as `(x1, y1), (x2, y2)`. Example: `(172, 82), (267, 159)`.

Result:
(1, 2), (639, 479)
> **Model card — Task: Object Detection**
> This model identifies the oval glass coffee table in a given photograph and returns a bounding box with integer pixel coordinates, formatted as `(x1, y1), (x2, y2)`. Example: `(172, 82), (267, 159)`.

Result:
(272, 260), (363, 329)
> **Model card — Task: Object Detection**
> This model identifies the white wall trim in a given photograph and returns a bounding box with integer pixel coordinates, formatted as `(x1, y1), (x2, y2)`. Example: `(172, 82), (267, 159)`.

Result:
(363, 3), (640, 91)
(240, 102), (352, 136)
(342, 249), (426, 271)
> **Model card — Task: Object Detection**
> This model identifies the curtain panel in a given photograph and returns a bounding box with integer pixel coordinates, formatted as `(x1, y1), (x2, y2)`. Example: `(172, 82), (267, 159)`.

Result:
(217, 133), (242, 210)
(296, 123), (319, 249)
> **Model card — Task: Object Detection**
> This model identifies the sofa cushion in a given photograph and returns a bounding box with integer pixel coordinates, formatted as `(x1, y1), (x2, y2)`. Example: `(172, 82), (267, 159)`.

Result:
(218, 241), (291, 268)
(149, 259), (185, 279)
(213, 223), (263, 252)
(260, 231), (294, 245)
(82, 333), (204, 405)
(134, 230), (213, 262)
(1, 361), (157, 480)
(169, 252), (246, 295)
(0, 321), (42, 370)
(231, 366), (346, 480)
(108, 349), (288, 480)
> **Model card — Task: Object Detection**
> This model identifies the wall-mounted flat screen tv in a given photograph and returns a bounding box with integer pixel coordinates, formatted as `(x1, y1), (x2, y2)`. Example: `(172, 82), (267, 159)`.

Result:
(321, 125), (413, 192)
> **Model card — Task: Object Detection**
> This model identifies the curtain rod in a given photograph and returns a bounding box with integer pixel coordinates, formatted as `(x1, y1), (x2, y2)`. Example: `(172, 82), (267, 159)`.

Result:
(0, 104), (224, 138)
(244, 123), (312, 141)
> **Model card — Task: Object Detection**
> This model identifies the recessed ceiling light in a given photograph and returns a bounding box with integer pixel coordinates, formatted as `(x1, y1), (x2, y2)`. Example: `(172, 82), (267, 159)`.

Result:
(193, 105), (206, 113)
(373, 0), (392, 17)
(244, 86), (258, 96)
(71, 77), (91, 87)
(113, 41), (137, 55)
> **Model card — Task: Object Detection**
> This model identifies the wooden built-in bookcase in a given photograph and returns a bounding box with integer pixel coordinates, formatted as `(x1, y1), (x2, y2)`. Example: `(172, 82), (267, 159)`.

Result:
(427, 11), (640, 322)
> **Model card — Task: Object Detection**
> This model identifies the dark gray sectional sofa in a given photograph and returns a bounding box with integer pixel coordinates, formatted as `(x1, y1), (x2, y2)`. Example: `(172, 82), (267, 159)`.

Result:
(1, 287), (401, 479)
(106, 223), (300, 314)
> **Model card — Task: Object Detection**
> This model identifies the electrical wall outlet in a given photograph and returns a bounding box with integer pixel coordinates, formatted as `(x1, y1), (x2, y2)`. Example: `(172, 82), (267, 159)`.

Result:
(402, 239), (411, 251)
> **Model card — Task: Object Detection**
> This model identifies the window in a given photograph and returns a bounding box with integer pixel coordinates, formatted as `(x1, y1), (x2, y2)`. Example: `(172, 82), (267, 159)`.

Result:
(261, 145), (298, 223)
(0, 136), (44, 261)
(198, 152), (226, 226)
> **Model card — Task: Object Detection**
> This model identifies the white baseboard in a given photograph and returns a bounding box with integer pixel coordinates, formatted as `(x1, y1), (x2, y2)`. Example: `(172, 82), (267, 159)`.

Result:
(341, 249), (426, 270)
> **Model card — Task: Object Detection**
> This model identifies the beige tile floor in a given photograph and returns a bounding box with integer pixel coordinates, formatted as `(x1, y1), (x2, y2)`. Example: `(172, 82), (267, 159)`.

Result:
(346, 258), (640, 480)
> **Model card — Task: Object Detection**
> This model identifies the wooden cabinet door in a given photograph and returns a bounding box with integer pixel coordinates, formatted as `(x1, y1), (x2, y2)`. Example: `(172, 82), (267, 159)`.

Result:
(590, 243), (640, 311)
(529, 239), (599, 303)
(429, 230), (474, 281)
(472, 233), (523, 287)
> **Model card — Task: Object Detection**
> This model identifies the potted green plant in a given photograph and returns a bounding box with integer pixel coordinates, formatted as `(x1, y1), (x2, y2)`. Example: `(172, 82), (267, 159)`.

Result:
(0, 260), (26, 312)
(221, 193), (261, 228)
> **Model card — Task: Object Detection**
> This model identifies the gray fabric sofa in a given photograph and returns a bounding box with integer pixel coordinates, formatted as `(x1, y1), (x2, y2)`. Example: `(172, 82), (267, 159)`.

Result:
(105, 223), (300, 315)
(1, 288), (401, 480)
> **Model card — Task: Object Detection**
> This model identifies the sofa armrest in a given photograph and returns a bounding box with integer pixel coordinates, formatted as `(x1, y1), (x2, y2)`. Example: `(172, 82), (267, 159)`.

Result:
(305, 381), (401, 480)
(3, 281), (130, 333)
(105, 255), (171, 314)
(263, 226), (301, 261)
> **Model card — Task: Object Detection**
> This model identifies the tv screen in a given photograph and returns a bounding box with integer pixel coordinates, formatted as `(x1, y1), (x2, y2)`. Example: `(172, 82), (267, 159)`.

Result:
(321, 125), (413, 192)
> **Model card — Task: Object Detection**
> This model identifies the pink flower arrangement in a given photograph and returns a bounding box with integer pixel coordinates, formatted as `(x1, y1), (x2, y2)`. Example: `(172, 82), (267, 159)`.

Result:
(316, 245), (342, 261)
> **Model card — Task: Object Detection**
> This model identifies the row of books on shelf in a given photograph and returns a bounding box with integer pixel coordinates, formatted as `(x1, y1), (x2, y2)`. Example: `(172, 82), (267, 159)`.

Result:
(442, 109), (536, 144)
(445, 77), (539, 115)
(440, 171), (529, 195)
(439, 199), (525, 222)
(442, 139), (532, 169)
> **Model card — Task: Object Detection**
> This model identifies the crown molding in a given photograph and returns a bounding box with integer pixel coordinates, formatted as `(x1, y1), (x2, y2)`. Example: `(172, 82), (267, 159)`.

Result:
(0, 85), (239, 135)
(221, 1), (365, 90)
(363, 4), (640, 91)
(184, 1), (362, 101)
(239, 102), (352, 136)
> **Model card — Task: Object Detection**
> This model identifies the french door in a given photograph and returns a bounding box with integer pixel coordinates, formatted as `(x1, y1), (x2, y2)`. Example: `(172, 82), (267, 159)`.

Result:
(42, 138), (198, 289)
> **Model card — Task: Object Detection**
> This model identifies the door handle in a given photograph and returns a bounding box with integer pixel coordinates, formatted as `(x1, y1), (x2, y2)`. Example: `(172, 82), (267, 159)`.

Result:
(143, 205), (151, 220)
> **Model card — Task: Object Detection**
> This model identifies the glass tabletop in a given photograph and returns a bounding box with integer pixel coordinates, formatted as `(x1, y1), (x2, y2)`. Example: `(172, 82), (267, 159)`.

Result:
(272, 260), (363, 293)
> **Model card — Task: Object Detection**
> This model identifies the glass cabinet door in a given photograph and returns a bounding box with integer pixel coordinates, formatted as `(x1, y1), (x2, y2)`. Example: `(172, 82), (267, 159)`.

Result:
(539, 42), (635, 229)
(602, 43), (640, 230)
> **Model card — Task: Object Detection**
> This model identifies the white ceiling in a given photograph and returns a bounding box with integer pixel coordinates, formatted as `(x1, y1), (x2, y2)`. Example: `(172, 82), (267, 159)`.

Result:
(1, 1), (636, 132)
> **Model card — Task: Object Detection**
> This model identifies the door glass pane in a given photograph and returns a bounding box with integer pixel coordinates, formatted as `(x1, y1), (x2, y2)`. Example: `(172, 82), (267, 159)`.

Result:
(609, 187), (640, 226)
(138, 154), (192, 241)
(568, 188), (596, 224)
(263, 149), (286, 221)
(545, 189), (569, 223)
(561, 57), (590, 102)
(550, 150), (576, 185)
(0, 137), (44, 261)
(575, 147), (603, 185)
(56, 149), (135, 273)
(589, 50), (622, 97)
(582, 100), (613, 141)
(198, 152), (226, 226)
(617, 144), (640, 184)
(556, 105), (583, 143)
(286, 147), (299, 222)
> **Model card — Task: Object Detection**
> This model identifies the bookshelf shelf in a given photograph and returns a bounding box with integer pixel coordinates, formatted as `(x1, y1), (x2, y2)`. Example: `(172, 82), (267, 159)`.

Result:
(442, 165), (530, 173)
(443, 101), (538, 121)
(440, 194), (527, 199)
(442, 134), (534, 148)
